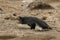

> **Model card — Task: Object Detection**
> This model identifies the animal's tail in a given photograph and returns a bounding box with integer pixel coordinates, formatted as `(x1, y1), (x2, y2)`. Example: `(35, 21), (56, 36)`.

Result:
(33, 18), (52, 30)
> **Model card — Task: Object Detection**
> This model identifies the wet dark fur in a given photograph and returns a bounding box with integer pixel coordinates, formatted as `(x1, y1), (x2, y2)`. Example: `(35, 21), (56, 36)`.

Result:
(18, 16), (52, 30)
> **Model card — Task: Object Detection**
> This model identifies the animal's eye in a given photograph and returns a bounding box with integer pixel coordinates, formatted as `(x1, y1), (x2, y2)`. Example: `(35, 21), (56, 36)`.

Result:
(19, 17), (22, 19)
(13, 14), (16, 16)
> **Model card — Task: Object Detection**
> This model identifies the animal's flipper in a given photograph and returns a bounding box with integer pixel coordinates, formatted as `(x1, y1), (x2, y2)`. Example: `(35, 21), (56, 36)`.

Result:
(28, 23), (36, 29)
(33, 18), (52, 30)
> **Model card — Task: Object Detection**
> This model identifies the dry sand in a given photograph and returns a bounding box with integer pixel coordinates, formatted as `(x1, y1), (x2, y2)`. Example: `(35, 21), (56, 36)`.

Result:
(0, 0), (60, 40)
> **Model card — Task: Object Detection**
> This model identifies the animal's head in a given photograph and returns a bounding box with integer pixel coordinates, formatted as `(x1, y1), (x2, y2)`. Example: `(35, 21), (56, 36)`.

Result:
(18, 16), (24, 20)
(18, 16), (25, 24)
